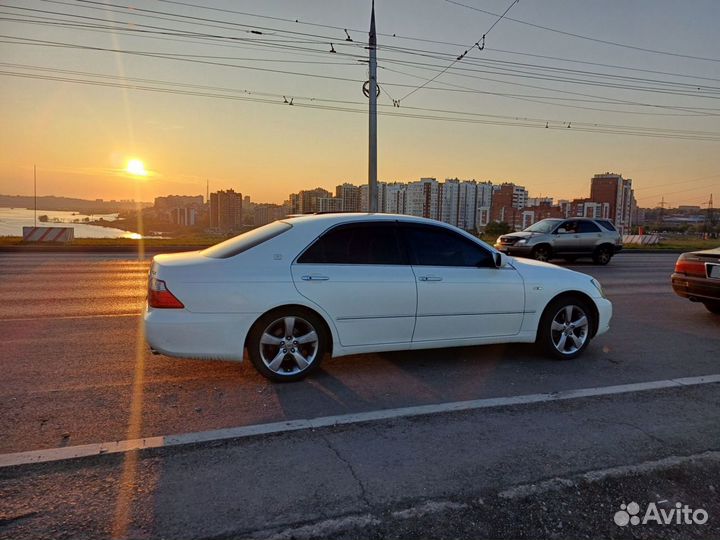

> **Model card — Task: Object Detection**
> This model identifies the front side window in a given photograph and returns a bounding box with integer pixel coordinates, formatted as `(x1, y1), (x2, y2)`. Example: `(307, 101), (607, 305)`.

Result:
(401, 224), (494, 267)
(297, 222), (405, 265)
(559, 221), (579, 234)
(524, 219), (562, 234)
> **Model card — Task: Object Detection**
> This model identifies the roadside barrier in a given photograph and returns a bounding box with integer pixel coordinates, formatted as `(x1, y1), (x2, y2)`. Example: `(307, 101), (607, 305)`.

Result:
(22, 226), (74, 242)
(622, 234), (661, 245)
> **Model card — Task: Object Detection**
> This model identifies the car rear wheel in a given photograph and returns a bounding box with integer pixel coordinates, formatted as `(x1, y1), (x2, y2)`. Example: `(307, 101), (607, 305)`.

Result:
(531, 245), (552, 262)
(537, 296), (594, 360)
(248, 308), (327, 382)
(703, 301), (720, 315)
(592, 246), (612, 265)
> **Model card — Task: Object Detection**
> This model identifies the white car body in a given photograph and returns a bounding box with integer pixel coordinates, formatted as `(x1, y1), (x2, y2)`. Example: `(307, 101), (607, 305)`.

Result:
(145, 213), (611, 367)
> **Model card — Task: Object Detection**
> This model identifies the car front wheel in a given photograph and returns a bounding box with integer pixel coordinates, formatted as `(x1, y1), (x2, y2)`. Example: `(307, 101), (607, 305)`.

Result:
(531, 245), (552, 262)
(248, 309), (327, 381)
(538, 296), (594, 360)
(592, 246), (612, 265)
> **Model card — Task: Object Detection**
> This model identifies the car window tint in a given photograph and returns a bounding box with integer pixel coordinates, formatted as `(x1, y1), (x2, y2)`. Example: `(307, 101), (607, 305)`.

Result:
(596, 220), (617, 232)
(402, 225), (494, 267)
(202, 221), (292, 259)
(578, 221), (601, 233)
(297, 223), (405, 265)
(560, 221), (578, 233)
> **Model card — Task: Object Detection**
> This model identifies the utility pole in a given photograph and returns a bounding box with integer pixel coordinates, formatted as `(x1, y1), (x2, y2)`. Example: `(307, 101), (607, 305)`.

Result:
(367, 0), (378, 213)
(34, 164), (37, 227)
(657, 196), (666, 228)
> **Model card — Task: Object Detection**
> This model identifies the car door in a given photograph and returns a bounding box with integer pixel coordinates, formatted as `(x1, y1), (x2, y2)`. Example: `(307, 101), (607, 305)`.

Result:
(576, 220), (603, 252)
(291, 222), (417, 348)
(399, 223), (525, 344)
(552, 220), (581, 253)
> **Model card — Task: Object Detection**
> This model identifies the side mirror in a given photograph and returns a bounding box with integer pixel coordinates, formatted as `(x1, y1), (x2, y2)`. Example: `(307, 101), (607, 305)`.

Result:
(494, 252), (509, 268)
(556, 227), (567, 234)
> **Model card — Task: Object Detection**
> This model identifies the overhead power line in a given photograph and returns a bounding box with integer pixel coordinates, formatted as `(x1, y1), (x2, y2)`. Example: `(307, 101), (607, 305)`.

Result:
(444, 0), (720, 63)
(3, 63), (720, 141)
(397, 0), (519, 102)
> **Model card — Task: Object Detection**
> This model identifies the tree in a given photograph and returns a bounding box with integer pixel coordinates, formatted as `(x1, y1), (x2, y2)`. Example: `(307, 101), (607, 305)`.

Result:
(484, 221), (512, 236)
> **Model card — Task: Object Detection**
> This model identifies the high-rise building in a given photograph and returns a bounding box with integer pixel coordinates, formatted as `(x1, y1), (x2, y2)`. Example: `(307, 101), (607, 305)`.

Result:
(405, 178), (441, 220)
(490, 183), (528, 230)
(441, 178), (460, 227)
(336, 183), (361, 212)
(254, 203), (289, 226)
(210, 189), (243, 232)
(475, 181), (494, 231)
(317, 197), (344, 212)
(589, 172), (636, 233)
(384, 182), (406, 214)
(360, 182), (386, 212)
(287, 187), (332, 214)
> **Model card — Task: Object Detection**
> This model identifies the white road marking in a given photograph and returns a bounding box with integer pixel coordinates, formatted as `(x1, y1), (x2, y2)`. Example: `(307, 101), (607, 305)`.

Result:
(498, 450), (720, 499)
(0, 312), (140, 322)
(1, 373), (719, 468)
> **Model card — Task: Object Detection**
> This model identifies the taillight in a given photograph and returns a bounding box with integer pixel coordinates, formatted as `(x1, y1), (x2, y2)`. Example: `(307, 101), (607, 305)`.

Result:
(674, 255), (705, 277)
(148, 277), (185, 309)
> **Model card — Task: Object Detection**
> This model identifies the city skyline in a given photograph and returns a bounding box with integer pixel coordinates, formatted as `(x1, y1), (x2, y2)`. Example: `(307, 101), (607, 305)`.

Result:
(1, 1), (719, 207)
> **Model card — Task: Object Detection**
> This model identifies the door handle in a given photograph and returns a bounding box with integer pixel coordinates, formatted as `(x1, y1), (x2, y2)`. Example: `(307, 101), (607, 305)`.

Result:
(301, 275), (329, 281)
(418, 275), (443, 281)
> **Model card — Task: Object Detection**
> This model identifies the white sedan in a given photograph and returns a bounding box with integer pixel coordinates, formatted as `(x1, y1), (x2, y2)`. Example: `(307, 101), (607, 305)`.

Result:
(145, 213), (612, 381)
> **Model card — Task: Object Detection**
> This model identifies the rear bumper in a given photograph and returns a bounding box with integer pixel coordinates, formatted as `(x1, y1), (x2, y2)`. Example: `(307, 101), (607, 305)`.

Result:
(144, 306), (258, 361)
(671, 273), (720, 303)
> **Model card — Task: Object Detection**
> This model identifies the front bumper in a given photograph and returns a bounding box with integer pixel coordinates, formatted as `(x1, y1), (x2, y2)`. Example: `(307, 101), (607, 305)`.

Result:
(594, 297), (612, 337)
(671, 273), (720, 303)
(494, 243), (534, 256)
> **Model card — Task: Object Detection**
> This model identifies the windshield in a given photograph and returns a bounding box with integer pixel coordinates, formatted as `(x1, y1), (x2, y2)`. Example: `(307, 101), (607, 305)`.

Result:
(523, 219), (562, 234)
(202, 221), (292, 259)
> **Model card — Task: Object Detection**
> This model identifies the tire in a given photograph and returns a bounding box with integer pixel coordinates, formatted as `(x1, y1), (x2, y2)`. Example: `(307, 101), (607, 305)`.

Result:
(703, 301), (720, 315)
(247, 308), (327, 382)
(537, 295), (595, 360)
(592, 246), (612, 265)
(531, 245), (552, 262)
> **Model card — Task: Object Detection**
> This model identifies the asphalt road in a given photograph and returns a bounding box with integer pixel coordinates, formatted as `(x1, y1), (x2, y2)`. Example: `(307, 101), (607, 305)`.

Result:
(1, 251), (719, 539)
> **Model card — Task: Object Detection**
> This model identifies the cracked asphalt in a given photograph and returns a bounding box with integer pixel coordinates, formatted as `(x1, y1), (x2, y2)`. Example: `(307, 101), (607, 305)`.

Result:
(1, 251), (719, 538)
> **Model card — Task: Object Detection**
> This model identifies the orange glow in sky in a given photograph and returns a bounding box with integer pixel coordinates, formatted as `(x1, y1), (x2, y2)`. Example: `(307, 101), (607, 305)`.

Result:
(0, 1), (718, 207)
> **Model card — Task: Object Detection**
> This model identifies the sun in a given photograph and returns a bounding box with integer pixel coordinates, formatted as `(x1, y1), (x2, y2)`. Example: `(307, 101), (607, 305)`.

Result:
(126, 159), (148, 177)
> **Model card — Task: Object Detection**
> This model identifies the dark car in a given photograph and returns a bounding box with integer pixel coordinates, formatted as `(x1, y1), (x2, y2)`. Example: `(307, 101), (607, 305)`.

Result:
(671, 247), (720, 314)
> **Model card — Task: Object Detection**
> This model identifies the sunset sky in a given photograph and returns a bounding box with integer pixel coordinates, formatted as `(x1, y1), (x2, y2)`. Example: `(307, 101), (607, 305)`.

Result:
(1, 0), (719, 207)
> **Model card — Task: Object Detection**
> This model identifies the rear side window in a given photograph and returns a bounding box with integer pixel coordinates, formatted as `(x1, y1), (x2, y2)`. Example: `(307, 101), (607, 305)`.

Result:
(578, 221), (601, 233)
(297, 223), (405, 265)
(202, 221), (292, 259)
(401, 224), (495, 268)
(596, 220), (617, 232)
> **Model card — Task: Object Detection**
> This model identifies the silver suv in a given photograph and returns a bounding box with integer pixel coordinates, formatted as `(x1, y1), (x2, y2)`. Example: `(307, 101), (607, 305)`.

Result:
(494, 217), (623, 265)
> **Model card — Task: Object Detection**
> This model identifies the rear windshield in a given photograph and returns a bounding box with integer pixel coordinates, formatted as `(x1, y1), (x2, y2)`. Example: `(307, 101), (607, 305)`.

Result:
(202, 221), (292, 259)
(596, 220), (617, 232)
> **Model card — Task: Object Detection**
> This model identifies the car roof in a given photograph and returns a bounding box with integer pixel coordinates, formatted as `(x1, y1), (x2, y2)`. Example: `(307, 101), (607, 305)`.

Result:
(282, 212), (451, 227)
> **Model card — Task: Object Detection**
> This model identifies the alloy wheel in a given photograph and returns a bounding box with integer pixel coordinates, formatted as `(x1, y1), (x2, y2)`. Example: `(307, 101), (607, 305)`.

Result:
(258, 316), (319, 375)
(550, 304), (589, 355)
